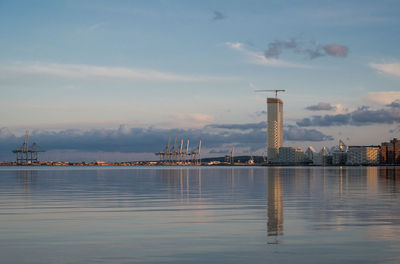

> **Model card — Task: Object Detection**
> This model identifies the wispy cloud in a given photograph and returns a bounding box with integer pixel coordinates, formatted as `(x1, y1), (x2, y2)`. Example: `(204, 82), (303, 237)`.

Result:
(212, 11), (225, 21)
(168, 113), (215, 128)
(224, 42), (309, 68)
(369, 62), (400, 78)
(3, 62), (238, 83)
(364, 91), (400, 105)
(87, 22), (105, 31)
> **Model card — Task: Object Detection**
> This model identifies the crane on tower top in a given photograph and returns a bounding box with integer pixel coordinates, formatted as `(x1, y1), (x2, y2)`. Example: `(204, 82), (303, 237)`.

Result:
(255, 89), (286, 98)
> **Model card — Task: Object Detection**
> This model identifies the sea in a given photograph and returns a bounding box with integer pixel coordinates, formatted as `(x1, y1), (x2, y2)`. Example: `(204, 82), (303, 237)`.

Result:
(0, 166), (399, 264)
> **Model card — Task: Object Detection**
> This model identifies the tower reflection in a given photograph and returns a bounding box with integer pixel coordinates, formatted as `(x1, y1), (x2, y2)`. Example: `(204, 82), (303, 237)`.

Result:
(267, 167), (283, 240)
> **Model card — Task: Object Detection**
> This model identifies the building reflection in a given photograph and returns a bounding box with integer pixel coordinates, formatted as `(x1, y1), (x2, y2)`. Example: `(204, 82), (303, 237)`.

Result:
(162, 168), (202, 201)
(16, 170), (37, 202)
(379, 167), (400, 193)
(267, 167), (284, 239)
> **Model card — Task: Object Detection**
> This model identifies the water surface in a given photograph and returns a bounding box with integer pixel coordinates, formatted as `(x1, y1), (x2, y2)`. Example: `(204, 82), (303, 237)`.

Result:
(0, 166), (399, 263)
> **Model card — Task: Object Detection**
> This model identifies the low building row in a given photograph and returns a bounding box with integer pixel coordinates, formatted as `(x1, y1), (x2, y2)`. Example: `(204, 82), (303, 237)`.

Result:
(269, 138), (399, 166)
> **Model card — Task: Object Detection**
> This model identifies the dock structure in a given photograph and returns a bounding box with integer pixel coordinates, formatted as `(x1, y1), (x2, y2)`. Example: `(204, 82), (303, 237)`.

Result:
(12, 131), (45, 165)
(155, 137), (201, 165)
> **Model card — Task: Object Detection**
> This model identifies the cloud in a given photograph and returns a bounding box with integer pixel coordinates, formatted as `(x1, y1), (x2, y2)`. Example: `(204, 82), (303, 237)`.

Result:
(387, 100), (400, 108)
(297, 114), (351, 127)
(369, 63), (400, 77)
(224, 42), (309, 68)
(364, 91), (400, 105)
(171, 113), (215, 128)
(206, 122), (266, 131)
(264, 39), (348, 60)
(87, 22), (105, 31)
(297, 103), (400, 127)
(323, 44), (348, 57)
(0, 127), (15, 139)
(255, 110), (267, 116)
(224, 42), (245, 51)
(284, 125), (334, 141)
(389, 125), (400, 134)
(176, 113), (214, 123)
(213, 11), (225, 21)
(2, 62), (237, 83)
(305, 102), (337, 111)
(0, 122), (333, 161)
(265, 39), (298, 58)
(209, 149), (232, 154)
(206, 122), (333, 142)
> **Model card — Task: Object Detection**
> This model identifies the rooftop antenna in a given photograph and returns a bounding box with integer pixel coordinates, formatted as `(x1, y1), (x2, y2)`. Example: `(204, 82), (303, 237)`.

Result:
(255, 89), (286, 98)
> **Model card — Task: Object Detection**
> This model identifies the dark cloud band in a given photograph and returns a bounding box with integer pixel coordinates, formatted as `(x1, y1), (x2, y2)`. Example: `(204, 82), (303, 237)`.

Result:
(298, 102), (400, 127)
(264, 39), (348, 60)
(305, 102), (336, 111)
(0, 122), (332, 160)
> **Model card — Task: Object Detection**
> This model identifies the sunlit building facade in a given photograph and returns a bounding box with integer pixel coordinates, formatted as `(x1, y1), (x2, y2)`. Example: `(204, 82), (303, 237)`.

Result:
(277, 147), (307, 164)
(346, 146), (380, 165)
(267, 98), (283, 162)
(381, 138), (400, 164)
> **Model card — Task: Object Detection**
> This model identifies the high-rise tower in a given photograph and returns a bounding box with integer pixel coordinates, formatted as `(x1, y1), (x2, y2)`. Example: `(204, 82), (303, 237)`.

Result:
(267, 97), (283, 161)
(255, 89), (285, 162)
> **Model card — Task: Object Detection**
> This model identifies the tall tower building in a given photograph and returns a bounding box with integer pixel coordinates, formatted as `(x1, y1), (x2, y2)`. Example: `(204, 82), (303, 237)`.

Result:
(267, 97), (283, 161)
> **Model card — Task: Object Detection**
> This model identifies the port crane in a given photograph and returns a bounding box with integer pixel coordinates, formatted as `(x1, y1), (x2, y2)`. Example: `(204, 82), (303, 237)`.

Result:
(12, 130), (45, 165)
(255, 89), (286, 98)
(155, 137), (200, 165)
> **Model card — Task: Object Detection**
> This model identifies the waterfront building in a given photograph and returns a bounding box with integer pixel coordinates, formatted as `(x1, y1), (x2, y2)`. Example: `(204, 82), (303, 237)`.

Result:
(305, 146), (316, 162)
(313, 147), (332, 166)
(277, 147), (307, 164)
(380, 138), (400, 164)
(332, 151), (347, 165)
(346, 146), (380, 165)
(267, 98), (283, 162)
(332, 140), (348, 165)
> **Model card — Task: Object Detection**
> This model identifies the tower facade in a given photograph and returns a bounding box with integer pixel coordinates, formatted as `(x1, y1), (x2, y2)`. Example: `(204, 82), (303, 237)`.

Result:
(267, 97), (283, 161)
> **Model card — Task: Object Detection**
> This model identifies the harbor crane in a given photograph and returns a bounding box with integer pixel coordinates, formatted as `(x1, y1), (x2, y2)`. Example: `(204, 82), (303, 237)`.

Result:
(155, 137), (200, 165)
(255, 89), (286, 98)
(12, 130), (45, 165)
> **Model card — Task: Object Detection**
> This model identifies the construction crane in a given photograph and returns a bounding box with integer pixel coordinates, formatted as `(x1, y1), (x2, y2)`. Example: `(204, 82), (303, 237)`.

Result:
(255, 89), (286, 98)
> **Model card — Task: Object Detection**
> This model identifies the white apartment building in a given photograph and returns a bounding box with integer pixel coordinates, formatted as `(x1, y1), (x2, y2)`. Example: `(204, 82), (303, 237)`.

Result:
(277, 147), (306, 164)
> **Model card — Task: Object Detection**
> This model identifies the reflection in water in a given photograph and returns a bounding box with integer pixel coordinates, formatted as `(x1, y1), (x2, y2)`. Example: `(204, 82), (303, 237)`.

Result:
(267, 168), (283, 238)
(160, 167), (203, 201)
(16, 170), (37, 202)
(380, 167), (400, 193)
(0, 167), (399, 264)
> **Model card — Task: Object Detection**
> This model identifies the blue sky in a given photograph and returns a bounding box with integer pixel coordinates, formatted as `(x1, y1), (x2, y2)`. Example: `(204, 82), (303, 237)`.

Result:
(1, 0), (400, 161)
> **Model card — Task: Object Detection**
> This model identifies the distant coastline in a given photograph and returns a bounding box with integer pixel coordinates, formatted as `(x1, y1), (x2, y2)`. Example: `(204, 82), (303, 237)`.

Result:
(1, 161), (399, 167)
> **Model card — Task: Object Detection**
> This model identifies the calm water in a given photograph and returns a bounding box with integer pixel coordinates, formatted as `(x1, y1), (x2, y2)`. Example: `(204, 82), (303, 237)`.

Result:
(0, 166), (399, 263)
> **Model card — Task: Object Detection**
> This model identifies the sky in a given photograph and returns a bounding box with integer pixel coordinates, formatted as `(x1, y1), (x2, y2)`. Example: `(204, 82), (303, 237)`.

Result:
(1, 0), (400, 161)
